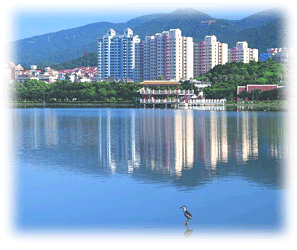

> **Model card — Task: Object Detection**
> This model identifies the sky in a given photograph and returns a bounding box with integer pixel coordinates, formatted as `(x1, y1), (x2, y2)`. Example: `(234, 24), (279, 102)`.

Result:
(12, 9), (267, 41)
(3, 0), (288, 41)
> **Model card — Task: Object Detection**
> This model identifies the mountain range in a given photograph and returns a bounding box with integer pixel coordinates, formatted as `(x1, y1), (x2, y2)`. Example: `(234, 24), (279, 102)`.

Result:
(9, 8), (287, 67)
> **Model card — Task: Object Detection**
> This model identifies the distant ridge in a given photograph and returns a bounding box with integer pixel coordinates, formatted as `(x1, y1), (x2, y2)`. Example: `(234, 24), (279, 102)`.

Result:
(232, 8), (286, 28)
(9, 8), (286, 67)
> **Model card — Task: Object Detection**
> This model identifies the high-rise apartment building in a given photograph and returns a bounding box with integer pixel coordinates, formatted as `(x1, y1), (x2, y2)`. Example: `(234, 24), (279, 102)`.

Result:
(228, 41), (258, 63)
(135, 40), (144, 81)
(98, 29), (259, 82)
(136, 29), (193, 82)
(97, 28), (141, 81)
(193, 35), (228, 78)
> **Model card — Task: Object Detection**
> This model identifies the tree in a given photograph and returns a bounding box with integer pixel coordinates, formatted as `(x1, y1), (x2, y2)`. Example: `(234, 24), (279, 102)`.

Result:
(238, 90), (251, 100)
(251, 89), (262, 100)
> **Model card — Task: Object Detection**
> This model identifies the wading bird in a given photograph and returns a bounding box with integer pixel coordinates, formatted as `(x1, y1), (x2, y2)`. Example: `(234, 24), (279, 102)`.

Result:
(180, 206), (193, 226)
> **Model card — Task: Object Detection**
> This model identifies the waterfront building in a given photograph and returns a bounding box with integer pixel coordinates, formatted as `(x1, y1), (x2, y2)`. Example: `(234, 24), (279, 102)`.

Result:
(138, 80), (195, 108)
(97, 28), (141, 81)
(237, 84), (284, 101)
(193, 35), (228, 78)
(138, 29), (193, 82)
(228, 41), (258, 63)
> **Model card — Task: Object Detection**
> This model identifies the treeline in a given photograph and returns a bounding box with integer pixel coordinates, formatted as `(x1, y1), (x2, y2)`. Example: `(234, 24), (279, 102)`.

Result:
(9, 79), (141, 103)
(199, 59), (287, 100)
(9, 59), (287, 103)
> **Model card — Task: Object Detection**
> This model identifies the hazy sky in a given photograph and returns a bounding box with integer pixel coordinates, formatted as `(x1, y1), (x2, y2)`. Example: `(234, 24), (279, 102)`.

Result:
(11, 8), (266, 41)
(4, 0), (290, 41)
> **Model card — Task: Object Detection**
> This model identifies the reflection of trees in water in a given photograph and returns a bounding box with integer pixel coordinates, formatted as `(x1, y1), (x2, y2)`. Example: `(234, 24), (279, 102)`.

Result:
(13, 109), (286, 189)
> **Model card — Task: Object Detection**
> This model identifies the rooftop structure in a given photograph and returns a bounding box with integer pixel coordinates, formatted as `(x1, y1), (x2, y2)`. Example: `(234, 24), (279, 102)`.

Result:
(140, 80), (181, 87)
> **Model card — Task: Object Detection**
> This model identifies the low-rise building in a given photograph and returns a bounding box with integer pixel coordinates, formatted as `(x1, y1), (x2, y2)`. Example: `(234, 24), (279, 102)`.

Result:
(16, 65), (58, 83)
(4, 62), (24, 82)
(237, 84), (284, 101)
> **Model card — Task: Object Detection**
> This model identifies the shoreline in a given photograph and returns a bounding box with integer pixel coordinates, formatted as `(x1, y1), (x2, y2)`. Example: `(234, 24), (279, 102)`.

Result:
(7, 102), (137, 109)
(6, 101), (287, 111)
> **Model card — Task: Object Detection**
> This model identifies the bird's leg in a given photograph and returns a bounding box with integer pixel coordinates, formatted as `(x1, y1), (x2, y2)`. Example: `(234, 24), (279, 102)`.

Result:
(185, 219), (189, 226)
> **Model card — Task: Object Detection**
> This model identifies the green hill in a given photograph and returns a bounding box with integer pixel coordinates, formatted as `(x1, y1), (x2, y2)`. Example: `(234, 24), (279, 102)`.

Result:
(228, 8), (285, 29)
(9, 8), (286, 67)
(44, 52), (97, 70)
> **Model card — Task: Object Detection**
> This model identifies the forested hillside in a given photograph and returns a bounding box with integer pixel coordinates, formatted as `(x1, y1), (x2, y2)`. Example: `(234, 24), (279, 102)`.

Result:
(200, 59), (287, 100)
(41, 52), (97, 70)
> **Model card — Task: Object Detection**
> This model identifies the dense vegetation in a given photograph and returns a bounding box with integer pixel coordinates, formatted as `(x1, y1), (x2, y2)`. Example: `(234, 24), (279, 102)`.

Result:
(9, 78), (196, 103)
(198, 59), (287, 100)
(44, 53), (97, 70)
(10, 8), (285, 67)
(9, 80), (141, 103)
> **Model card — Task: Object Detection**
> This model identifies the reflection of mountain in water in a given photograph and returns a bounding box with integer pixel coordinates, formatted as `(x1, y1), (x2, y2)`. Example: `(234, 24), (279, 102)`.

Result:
(12, 109), (287, 189)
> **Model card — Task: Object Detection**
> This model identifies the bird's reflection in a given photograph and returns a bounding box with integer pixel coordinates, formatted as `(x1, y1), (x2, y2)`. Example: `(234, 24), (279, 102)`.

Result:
(183, 225), (193, 239)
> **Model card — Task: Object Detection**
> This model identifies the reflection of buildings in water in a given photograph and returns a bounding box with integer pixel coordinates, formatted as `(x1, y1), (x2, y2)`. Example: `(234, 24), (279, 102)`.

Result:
(44, 109), (59, 148)
(270, 140), (285, 160)
(193, 112), (228, 170)
(237, 113), (259, 164)
(13, 109), (285, 177)
(139, 110), (174, 175)
(129, 110), (140, 173)
(97, 110), (141, 174)
(185, 111), (194, 169)
(174, 112), (183, 175)
(209, 112), (228, 169)
(267, 117), (286, 160)
(174, 111), (194, 176)
(33, 109), (40, 149)
(13, 109), (59, 150)
(221, 113), (228, 163)
(193, 113), (207, 168)
(140, 111), (232, 175)
(164, 115), (171, 171)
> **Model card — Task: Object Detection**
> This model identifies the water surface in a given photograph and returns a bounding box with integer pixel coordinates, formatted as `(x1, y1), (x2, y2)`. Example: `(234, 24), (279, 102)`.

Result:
(11, 108), (287, 236)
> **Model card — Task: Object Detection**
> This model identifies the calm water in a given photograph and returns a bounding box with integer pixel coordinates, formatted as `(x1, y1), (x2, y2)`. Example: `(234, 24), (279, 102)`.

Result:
(11, 108), (288, 236)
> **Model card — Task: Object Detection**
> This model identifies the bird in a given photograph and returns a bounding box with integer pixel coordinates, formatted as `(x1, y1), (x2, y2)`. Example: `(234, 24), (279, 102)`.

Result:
(180, 206), (193, 226)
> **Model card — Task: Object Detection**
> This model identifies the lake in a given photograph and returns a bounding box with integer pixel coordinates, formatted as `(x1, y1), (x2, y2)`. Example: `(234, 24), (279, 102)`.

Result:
(11, 108), (288, 238)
